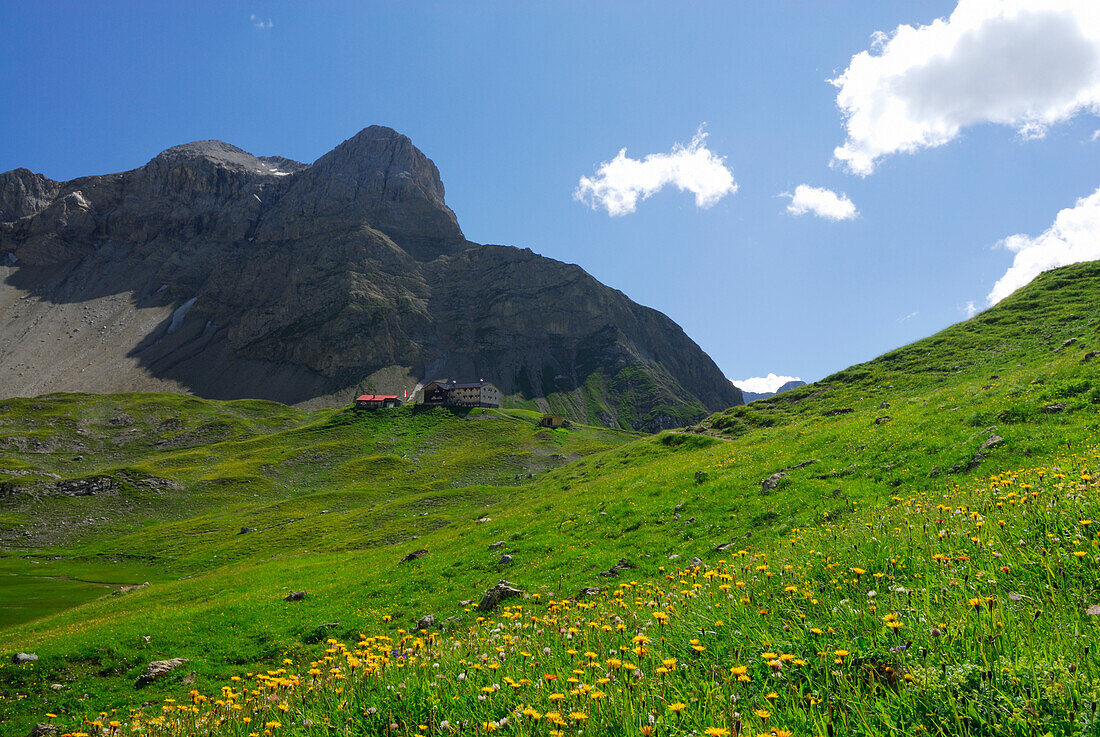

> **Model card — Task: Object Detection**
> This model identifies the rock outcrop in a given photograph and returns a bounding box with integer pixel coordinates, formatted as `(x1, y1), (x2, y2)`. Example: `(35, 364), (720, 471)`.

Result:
(137, 658), (188, 685)
(0, 126), (741, 429)
(477, 580), (523, 611)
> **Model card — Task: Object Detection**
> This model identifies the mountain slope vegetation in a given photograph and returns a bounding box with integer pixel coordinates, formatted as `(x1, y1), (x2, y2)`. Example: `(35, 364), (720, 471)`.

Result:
(1, 262), (1099, 736)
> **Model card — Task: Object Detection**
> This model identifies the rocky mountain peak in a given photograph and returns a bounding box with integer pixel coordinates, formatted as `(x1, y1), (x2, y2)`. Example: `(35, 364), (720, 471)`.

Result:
(0, 168), (60, 221)
(267, 125), (465, 261)
(155, 139), (256, 164)
(0, 126), (741, 429)
(148, 140), (306, 177)
(315, 125), (448, 202)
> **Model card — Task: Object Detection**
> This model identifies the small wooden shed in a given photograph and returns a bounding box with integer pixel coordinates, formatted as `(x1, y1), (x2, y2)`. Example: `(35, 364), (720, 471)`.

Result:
(355, 394), (402, 410)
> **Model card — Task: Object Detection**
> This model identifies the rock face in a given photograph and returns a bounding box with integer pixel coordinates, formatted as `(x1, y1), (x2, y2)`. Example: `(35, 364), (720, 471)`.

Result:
(138, 658), (188, 684)
(0, 126), (741, 429)
(477, 580), (523, 611)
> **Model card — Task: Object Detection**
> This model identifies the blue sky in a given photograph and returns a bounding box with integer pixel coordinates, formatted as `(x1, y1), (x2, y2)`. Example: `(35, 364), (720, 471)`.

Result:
(4, 1), (1100, 391)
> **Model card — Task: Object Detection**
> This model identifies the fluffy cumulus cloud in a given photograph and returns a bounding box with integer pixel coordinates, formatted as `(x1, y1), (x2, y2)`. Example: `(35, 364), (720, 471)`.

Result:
(575, 128), (737, 216)
(832, 0), (1100, 175)
(732, 373), (802, 394)
(251, 14), (273, 30)
(986, 186), (1100, 305)
(783, 185), (858, 221)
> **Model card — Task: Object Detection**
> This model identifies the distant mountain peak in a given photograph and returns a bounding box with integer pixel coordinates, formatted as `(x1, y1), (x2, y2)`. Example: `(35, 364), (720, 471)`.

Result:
(738, 378), (806, 403)
(156, 139), (251, 160)
(148, 140), (306, 177)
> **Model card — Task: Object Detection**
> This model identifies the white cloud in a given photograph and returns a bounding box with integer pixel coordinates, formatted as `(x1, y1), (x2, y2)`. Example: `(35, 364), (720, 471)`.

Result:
(965, 300), (979, 318)
(831, 1), (1100, 175)
(986, 185), (1100, 305)
(251, 14), (273, 30)
(575, 127), (737, 216)
(732, 373), (802, 394)
(899, 310), (919, 322)
(783, 184), (858, 220)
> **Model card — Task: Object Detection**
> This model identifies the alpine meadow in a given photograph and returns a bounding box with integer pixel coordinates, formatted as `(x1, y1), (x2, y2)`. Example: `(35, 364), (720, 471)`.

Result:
(1, 260), (1099, 736)
(4, 3), (1100, 737)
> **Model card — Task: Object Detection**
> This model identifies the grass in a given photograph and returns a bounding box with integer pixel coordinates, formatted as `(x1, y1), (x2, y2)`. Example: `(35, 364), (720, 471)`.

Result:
(25, 459), (1100, 736)
(1, 261), (1100, 735)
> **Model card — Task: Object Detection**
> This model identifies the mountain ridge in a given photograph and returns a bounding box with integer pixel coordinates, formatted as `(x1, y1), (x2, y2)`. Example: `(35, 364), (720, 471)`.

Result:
(739, 378), (806, 402)
(0, 126), (741, 429)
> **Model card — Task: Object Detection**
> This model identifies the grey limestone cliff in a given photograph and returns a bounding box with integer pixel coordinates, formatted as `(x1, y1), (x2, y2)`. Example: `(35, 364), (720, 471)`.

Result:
(0, 126), (741, 430)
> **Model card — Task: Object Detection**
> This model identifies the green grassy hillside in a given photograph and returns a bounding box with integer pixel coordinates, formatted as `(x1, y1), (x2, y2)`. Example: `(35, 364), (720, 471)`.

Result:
(0, 398), (633, 612)
(2, 262), (1100, 736)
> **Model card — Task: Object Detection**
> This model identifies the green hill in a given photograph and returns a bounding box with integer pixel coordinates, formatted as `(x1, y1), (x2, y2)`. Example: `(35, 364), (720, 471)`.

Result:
(2, 262), (1100, 736)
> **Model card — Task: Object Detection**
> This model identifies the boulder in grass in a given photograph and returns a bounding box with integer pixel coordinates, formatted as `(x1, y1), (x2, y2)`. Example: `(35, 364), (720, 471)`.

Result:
(477, 580), (523, 611)
(416, 614), (435, 630)
(284, 591), (308, 602)
(980, 435), (1003, 451)
(598, 558), (637, 577)
(761, 472), (787, 492)
(400, 549), (428, 563)
(137, 658), (189, 685)
(12, 652), (38, 664)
